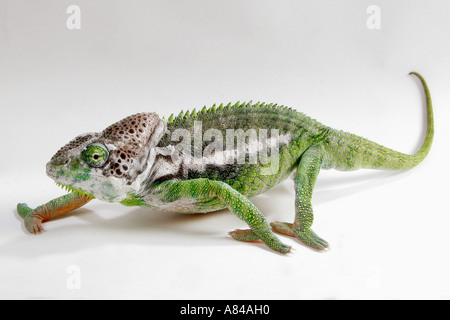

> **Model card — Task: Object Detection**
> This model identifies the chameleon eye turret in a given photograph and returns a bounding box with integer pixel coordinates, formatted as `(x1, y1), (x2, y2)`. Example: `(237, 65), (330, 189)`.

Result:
(82, 143), (110, 168)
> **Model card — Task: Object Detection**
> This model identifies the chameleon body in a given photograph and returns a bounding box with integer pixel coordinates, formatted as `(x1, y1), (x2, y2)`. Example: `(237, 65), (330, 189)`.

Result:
(17, 72), (433, 253)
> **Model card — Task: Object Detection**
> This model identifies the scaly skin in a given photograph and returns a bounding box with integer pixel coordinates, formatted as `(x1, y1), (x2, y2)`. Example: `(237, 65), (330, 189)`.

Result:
(17, 193), (92, 234)
(16, 72), (433, 253)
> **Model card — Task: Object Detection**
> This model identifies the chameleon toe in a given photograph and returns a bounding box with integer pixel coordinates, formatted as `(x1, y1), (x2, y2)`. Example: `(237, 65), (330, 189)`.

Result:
(272, 221), (329, 251)
(295, 229), (329, 251)
(229, 228), (261, 242)
(24, 216), (44, 234)
(229, 228), (292, 254)
(270, 221), (295, 237)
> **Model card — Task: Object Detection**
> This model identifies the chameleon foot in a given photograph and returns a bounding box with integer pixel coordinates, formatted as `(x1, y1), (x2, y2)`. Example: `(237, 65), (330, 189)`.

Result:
(229, 229), (261, 242)
(17, 203), (44, 234)
(24, 216), (44, 234)
(229, 228), (292, 254)
(271, 222), (329, 251)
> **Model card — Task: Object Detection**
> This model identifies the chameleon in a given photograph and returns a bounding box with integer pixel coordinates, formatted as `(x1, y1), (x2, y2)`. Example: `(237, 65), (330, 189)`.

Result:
(17, 72), (433, 254)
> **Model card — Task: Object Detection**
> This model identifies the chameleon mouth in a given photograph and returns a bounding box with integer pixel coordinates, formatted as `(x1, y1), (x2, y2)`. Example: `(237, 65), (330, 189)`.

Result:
(55, 182), (95, 199)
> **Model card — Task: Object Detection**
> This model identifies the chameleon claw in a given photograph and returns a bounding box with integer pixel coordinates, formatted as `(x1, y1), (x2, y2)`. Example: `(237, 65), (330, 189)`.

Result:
(279, 244), (292, 254)
(286, 246), (296, 255)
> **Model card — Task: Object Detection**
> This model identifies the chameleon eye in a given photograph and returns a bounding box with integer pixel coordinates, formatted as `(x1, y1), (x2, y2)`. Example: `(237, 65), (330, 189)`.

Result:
(82, 143), (109, 168)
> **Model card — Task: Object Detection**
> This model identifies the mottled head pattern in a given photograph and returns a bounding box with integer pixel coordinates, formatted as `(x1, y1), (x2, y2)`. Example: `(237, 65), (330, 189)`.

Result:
(50, 133), (98, 166)
(46, 112), (165, 202)
(101, 113), (163, 180)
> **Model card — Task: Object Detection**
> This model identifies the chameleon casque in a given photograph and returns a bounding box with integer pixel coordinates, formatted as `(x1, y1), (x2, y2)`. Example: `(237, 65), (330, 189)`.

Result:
(17, 72), (433, 254)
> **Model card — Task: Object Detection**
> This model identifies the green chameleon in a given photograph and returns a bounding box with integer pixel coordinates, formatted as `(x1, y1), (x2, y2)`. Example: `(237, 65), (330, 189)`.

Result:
(17, 72), (433, 254)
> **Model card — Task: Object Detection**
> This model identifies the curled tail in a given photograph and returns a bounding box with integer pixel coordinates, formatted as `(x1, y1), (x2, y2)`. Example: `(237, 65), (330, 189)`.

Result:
(325, 72), (434, 171)
(406, 71), (434, 164)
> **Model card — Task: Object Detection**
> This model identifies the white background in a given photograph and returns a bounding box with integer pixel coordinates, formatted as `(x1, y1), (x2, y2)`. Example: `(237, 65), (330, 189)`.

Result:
(1, 0), (449, 299)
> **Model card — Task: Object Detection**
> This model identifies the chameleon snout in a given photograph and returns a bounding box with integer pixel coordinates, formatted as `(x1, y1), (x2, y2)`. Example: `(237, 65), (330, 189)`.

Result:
(46, 161), (57, 179)
(46, 160), (66, 180)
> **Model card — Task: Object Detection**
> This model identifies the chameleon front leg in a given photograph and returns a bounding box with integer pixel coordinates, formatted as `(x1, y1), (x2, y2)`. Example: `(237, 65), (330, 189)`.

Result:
(17, 193), (93, 234)
(155, 178), (292, 254)
(271, 144), (330, 251)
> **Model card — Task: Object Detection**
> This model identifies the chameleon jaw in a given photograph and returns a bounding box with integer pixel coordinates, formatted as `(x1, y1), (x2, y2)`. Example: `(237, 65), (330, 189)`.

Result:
(55, 182), (95, 200)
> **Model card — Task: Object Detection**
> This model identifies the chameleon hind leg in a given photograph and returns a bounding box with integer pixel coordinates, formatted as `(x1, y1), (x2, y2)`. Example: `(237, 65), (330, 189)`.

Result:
(155, 178), (291, 254)
(17, 193), (93, 234)
(271, 144), (329, 251)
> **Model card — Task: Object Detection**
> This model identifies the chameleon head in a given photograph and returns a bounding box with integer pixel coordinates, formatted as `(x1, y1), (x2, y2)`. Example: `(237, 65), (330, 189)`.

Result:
(46, 113), (165, 202)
